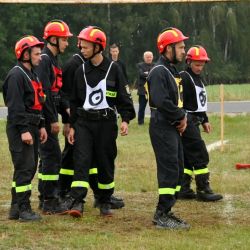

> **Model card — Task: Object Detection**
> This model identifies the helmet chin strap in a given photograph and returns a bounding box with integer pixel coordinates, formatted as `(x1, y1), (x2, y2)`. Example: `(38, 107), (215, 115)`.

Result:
(21, 48), (34, 67)
(170, 44), (178, 64)
(48, 38), (61, 54)
(89, 44), (101, 60)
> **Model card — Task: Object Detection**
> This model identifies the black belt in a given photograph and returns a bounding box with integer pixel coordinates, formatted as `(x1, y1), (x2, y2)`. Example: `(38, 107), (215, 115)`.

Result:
(25, 113), (43, 126)
(187, 113), (204, 126)
(77, 108), (116, 121)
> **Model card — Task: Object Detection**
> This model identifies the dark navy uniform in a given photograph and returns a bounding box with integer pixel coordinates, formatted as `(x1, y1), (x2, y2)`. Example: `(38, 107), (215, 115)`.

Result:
(3, 62), (45, 213)
(181, 67), (209, 173)
(35, 47), (68, 203)
(180, 67), (223, 201)
(58, 53), (100, 197)
(147, 56), (186, 214)
(69, 56), (135, 205)
(137, 61), (155, 124)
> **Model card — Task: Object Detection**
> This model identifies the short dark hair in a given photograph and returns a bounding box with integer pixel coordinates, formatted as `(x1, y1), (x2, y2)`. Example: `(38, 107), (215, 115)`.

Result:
(110, 43), (119, 49)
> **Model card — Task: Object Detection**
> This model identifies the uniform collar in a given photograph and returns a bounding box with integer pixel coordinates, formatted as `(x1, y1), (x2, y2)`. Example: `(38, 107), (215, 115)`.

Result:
(43, 46), (58, 64)
(159, 55), (179, 75)
(84, 56), (111, 73)
(17, 61), (33, 77)
(186, 67), (201, 80)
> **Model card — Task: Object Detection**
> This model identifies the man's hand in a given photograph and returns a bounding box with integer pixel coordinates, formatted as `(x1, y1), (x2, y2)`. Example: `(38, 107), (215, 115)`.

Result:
(63, 123), (70, 137)
(68, 128), (75, 145)
(176, 115), (187, 134)
(21, 132), (33, 145)
(202, 122), (211, 133)
(51, 122), (60, 134)
(120, 122), (128, 136)
(39, 128), (48, 144)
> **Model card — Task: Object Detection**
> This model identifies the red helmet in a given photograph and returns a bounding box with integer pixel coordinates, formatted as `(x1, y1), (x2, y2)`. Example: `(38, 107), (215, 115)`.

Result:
(157, 27), (189, 54)
(186, 45), (210, 62)
(15, 35), (44, 59)
(77, 26), (106, 50)
(43, 20), (73, 39)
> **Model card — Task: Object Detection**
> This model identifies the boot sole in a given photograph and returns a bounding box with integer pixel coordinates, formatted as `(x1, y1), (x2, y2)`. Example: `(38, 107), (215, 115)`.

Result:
(42, 210), (69, 215)
(69, 210), (82, 218)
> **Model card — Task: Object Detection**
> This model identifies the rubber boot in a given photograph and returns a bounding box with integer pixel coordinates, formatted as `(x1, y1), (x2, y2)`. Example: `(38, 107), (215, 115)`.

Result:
(100, 203), (113, 217)
(195, 173), (223, 202)
(19, 203), (41, 222)
(8, 203), (19, 220)
(9, 188), (19, 220)
(42, 198), (69, 215)
(94, 195), (125, 209)
(179, 174), (196, 199)
(68, 199), (84, 218)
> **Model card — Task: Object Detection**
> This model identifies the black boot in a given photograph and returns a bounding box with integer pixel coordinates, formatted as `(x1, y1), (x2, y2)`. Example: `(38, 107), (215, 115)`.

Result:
(42, 198), (69, 215)
(100, 203), (113, 217)
(19, 204), (41, 222)
(195, 173), (223, 202)
(68, 199), (84, 218)
(179, 174), (196, 199)
(8, 203), (19, 220)
(94, 195), (125, 209)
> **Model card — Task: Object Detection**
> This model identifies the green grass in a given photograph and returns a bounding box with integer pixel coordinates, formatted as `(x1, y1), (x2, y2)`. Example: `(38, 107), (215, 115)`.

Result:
(131, 83), (250, 104)
(1, 83), (250, 107)
(0, 115), (250, 249)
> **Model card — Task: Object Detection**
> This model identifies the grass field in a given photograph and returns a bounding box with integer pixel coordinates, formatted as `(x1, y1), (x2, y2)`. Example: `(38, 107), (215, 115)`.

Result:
(1, 84), (250, 107)
(131, 84), (250, 103)
(0, 114), (250, 250)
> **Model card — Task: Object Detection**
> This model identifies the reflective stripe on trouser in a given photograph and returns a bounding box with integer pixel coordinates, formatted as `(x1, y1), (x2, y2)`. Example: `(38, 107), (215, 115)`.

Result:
(59, 138), (74, 195)
(59, 138), (99, 196)
(39, 125), (61, 199)
(71, 118), (117, 203)
(194, 167), (209, 175)
(182, 114), (209, 167)
(149, 118), (184, 213)
(184, 168), (193, 176)
(6, 121), (39, 207)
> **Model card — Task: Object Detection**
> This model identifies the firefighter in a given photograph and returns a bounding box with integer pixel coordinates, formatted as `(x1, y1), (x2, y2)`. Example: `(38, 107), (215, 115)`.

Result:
(147, 27), (190, 229)
(35, 20), (72, 214)
(64, 26), (135, 218)
(59, 28), (125, 209)
(179, 45), (223, 202)
(136, 51), (155, 125)
(3, 35), (47, 221)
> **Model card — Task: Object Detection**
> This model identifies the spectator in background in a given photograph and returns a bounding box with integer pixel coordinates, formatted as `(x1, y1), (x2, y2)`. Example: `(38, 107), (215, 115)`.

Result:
(109, 43), (129, 84)
(136, 51), (155, 125)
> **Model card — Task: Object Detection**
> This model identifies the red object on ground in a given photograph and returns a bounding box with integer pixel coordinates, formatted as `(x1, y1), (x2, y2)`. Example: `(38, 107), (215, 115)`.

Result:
(235, 163), (250, 169)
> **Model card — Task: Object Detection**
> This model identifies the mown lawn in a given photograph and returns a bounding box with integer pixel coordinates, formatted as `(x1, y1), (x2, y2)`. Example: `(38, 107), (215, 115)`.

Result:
(0, 115), (249, 250)
(131, 83), (250, 104)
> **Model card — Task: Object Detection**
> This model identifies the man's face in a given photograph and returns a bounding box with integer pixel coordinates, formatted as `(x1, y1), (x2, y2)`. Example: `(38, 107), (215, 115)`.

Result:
(80, 40), (95, 59)
(190, 61), (206, 75)
(110, 47), (119, 60)
(58, 37), (69, 53)
(174, 41), (186, 62)
(144, 53), (153, 64)
(30, 47), (42, 66)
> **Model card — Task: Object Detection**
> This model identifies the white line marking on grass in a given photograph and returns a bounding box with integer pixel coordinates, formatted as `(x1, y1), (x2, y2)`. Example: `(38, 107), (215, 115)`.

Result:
(207, 140), (228, 152)
(222, 194), (234, 225)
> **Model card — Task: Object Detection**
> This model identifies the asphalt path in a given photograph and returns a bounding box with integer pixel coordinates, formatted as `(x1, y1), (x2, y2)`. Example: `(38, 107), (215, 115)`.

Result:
(0, 101), (250, 119)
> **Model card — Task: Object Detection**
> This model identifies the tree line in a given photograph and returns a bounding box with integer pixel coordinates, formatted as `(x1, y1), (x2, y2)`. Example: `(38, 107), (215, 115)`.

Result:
(0, 2), (249, 89)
